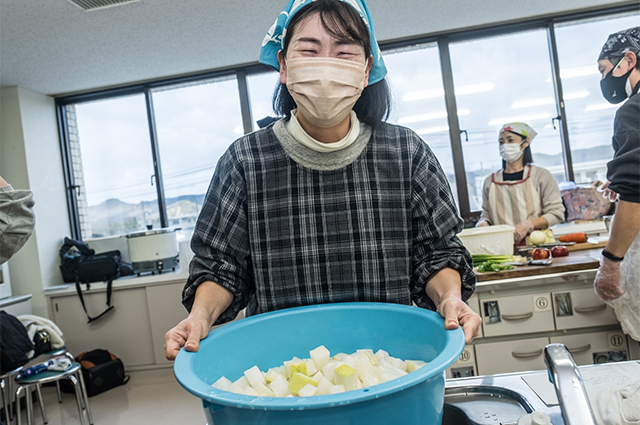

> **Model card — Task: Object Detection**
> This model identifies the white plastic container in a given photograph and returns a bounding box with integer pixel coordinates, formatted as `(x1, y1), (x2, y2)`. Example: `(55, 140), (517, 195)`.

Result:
(457, 225), (515, 255)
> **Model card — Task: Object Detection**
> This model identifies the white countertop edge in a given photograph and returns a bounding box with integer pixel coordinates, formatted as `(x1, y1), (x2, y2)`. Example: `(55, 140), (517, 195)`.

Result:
(44, 270), (189, 297)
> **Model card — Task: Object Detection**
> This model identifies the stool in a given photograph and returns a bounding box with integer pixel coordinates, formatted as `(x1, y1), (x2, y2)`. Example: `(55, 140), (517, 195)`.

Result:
(14, 362), (93, 425)
(0, 366), (45, 425)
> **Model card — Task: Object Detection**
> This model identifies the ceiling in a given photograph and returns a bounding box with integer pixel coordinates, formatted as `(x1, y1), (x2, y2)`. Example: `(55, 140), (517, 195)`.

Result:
(1, 0), (636, 97)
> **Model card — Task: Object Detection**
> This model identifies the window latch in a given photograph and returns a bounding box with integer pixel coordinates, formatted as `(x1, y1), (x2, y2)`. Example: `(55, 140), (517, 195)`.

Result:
(150, 174), (155, 186)
(551, 116), (561, 130)
(460, 129), (468, 143)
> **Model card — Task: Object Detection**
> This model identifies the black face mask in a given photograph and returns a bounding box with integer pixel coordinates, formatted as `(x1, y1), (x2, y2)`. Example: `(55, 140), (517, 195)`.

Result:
(600, 60), (633, 104)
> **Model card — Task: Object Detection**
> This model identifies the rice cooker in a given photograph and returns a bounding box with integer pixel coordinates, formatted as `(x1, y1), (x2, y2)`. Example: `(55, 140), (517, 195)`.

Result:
(126, 228), (179, 275)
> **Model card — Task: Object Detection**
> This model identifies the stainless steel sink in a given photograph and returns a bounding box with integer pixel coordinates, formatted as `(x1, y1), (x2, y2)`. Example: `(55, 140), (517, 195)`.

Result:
(442, 385), (535, 425)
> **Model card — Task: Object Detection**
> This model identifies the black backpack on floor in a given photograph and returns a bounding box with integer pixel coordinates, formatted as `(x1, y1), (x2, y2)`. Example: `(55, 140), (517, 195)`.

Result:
(61, 349), (129, 396)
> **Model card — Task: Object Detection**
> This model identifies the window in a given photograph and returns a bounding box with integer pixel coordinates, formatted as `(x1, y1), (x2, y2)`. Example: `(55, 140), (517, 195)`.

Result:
(59, 6), (639, 235)
(384, 43), (459, 205)
(555, 13), (640, 184)
(247, 72), (281, 130)
(70, 95), (159, 238)
(152, 77), (244, 236)
(449, 29), (566, 212)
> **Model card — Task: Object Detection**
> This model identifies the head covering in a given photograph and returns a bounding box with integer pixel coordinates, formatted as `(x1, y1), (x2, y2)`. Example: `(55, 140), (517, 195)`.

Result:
(500, 122), (537, 142)
(598, 27), (640, 61)
(259, 0), (387, 85)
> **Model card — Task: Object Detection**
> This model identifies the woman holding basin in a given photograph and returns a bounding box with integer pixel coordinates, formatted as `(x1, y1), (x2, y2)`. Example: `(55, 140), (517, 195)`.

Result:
(165, 0), (481, 361)
(476, 122), (565, 244)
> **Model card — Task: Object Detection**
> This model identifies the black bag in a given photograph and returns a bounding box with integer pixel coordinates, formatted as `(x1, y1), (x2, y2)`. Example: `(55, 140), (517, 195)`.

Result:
(61, 349), (129, 397)
(33, 330), (52, 357)
(0, 311), (34, 374)
(59, 237), (133, 323)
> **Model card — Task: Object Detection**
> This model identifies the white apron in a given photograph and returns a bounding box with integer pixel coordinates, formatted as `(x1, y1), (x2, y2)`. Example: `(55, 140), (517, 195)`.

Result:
(607, 226), (640, 342)
(487, 165), (542, 226)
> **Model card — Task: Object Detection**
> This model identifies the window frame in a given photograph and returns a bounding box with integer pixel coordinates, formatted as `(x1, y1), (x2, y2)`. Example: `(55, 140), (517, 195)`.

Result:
(56, 3), (639, 237)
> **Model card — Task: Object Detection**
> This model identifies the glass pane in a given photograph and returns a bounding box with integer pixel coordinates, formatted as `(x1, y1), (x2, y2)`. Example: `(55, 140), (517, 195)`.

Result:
(153, 76), (244, 237)
(247, 71), (281, 130)
(450, 30), (566, 211)
(72, 95), (158, 239)
(384, 44), (459, 205)
(555, 12), (640, 184)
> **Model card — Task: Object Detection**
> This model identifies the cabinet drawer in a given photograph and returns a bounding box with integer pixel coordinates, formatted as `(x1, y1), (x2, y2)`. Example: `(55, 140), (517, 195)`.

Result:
(446, 346), (477, 379)
(475, 337), (549, 376)
(629, 336), (640, 361)
(479, 293), (554, 337)
(552, 287), (618, 330)
(467, 294), (482, 338)
(550, 331), (628, 366)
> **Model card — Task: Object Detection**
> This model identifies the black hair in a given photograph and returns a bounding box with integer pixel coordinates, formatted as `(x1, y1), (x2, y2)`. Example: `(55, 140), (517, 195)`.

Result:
(501, 132), (534, 169)
(272, 0), (391, 125)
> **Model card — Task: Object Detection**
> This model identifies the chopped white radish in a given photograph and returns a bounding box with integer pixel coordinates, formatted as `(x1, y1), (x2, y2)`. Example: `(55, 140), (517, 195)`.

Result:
(329, 384), (346, 394)
(252, 382), (275, 397)
(354, 356), (375, 380)
(212, 376), (232, 391)
(244, 365), (266, 388)
(243, 386), (258, 396)
(405, 360), (427, 373)
(322, 361), (344, 384)
(310, 345), (331, 370)
(362, 376), (380, 387)
(229, 376), (249, 394)
(390, 358), (407, 372)
(334, 364), (358, 391)
(268, 374), (291, 397)
(316, 375), (333, 395)
(298, 383), (318, 397)
(288, 372), (318, 396)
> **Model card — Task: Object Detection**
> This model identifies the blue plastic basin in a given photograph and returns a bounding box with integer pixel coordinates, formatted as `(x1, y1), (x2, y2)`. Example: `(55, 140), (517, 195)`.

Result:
(174, 302), (465, 425)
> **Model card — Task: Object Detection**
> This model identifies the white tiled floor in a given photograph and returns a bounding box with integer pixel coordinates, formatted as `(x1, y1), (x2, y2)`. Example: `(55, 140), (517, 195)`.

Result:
(13, 367), (206, 425)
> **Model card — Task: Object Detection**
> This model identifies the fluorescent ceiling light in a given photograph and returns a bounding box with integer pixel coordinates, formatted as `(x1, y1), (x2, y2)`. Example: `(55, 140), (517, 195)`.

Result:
(415, 125), (450, 135)
(511, 91), (590, 108)
(398, 108), (470, 125)
(488, 112), (551, 126)
(584, 102), (620, 111)
(545, 66), (599, 82)
(402, 82), (494, 102)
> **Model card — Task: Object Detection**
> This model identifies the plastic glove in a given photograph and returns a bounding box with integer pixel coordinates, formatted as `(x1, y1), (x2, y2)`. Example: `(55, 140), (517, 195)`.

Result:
(594, 256), (625, 301)
(514, 220), (534, 244)
(597, 180), (619, 203)
(476, 220), (490, 228)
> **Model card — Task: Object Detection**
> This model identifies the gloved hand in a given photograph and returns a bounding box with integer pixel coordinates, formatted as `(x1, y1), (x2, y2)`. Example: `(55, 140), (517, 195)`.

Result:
(597, 180), (619, 203)
(476, 220), (490, 228)
(594, 256), (625, 301)
(514, 220), (534, 243)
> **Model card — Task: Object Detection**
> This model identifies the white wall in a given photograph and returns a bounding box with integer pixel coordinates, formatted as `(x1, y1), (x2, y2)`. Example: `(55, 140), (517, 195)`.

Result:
(0, 87), (71, 317)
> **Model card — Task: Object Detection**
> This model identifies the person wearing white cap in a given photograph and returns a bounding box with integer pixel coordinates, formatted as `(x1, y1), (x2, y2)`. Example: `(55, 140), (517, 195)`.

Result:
(476, 122), (565, 244)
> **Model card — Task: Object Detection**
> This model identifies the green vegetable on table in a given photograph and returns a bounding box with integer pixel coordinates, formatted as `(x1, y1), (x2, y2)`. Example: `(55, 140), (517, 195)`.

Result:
(475, 261), (514, 273)
(471, 255), (523, 267)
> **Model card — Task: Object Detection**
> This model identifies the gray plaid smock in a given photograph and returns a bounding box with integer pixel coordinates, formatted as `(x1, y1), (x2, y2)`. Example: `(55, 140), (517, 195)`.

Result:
(183, 120), (475, 325)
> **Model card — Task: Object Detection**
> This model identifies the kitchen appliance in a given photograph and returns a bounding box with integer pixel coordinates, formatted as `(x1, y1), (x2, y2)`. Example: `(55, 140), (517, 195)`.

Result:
(126, 228), (178, 275)
(174, 302), (465, 425)
(458, 225), (515, 255)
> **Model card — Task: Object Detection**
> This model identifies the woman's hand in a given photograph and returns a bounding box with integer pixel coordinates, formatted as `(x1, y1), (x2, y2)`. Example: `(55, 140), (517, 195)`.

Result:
(594, 256), (624, 301)
(437, 296), (482, 344)
(597, 180), (619, 203)
(476, 220), (490, 228)
(164, 313), (211, 360)
(514, 220), (534, 243)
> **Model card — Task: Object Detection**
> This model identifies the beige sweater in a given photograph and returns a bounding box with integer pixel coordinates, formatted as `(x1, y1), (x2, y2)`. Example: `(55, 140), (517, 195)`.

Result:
(478, 165), (565, 227)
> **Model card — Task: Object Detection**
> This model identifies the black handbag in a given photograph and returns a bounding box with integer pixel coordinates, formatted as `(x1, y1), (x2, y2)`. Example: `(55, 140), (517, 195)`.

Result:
(60, 349), (129, 397)
(59, 237), (132, 323)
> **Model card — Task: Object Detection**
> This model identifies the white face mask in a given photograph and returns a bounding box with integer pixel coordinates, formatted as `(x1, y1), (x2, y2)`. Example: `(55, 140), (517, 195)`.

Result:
(500, 143), (524, 163)
(285, 57), (366, 128)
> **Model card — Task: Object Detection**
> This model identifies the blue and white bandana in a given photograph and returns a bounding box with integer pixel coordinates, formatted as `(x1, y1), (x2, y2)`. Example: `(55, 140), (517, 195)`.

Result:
(259, 0), (387, 85)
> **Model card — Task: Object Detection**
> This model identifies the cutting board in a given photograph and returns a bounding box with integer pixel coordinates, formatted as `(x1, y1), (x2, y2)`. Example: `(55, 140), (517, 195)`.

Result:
(476, 255), (599, 281)
(567, 235), (609, 252)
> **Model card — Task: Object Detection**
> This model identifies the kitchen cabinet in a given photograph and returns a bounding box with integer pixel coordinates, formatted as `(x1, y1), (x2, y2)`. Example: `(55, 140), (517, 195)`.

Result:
(549, 330), (628, 366)
(49, 286), (156, 367)
(146, 283), (189, 365)
(552, 287), (618, 330)
(446, 346), (477, 379)
(475, 337), (549, 375)
(479, 292), (554, 337)
(46, 273), (189, 369)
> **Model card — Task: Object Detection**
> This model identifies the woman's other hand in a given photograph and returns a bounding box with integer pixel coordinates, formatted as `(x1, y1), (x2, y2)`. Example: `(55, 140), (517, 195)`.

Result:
(514, 220), (534, 243)
(476, 220), (490, 228)
(594, 256), (625, 301)
(164, 313), (211, 361)
(437, 296), (482, 344)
